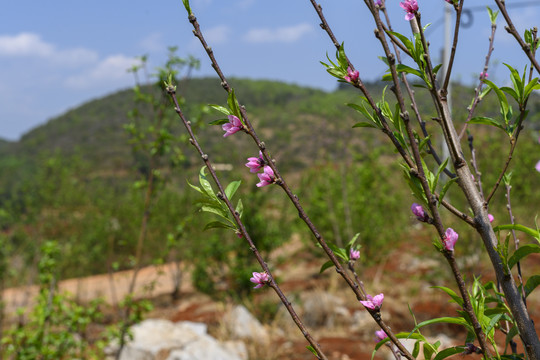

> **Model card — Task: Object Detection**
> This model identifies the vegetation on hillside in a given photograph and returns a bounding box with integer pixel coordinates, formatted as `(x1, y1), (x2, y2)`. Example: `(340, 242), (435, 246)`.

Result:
(0, 77), (538, 292)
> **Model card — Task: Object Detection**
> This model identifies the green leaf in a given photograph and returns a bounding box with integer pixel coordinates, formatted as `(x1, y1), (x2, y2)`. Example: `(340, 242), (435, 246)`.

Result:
(396, 64), (424, 79)
(432, 286), (464, 306)
(432, 158), (449, 194)
(417, 135), (431, 152)
(209, 104), (231, 115)
(485, 313), (503, 336)
(412, 316), (473, 333)
(433, 347), (466, 360)
(347, 100), (380, 128)
(182, 0), (192, 14)
(204, 221), (235, 231)
(337, 42), (348, 68)
(412, 340), (421, 358)
(389, 31), (415, 55)
(227, 89), (242, 119)
(187, 180), (203, 194)
(306, 345), (319, 357)
(487, 6), (499, 25)
(523, 77), (540, 100)
(352, 122), (377, 128)
(225, 180), (241, 200)
(373, 332), (426, 356)
(201, 204), (228, 218)
(402, 166), (428, 206)
(523, 275), (540, 298)
(347, 233), (361, 248)
(494, 224), (540, 241)
(505, 325), (519, 347)
(326, 67), (347, 79)
(382, 73), (393, 82)
(423, 341), (437, 360)
(235, 198), (243, 219)
(320, 260), (334, 273)
(208, 118), (229, 125)
(469, 116), (505, 131)
(507, 244), (540, 269)
(198, 167), (217, 200)
(483, 79), (510, 122)
(438, 177), (457, 207)
(327, 242), (348, 263)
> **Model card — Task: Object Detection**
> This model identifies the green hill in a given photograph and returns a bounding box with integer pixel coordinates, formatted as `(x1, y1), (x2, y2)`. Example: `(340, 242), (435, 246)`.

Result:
(0, 77), (539, 287)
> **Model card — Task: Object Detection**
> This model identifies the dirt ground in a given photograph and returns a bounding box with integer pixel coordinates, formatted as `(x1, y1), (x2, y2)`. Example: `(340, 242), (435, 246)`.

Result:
(2, 237), (539, 360)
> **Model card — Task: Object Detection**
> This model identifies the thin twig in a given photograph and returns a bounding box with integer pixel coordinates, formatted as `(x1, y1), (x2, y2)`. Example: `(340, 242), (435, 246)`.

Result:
(167, 87), (329, 360)
(442, 0), (465, 92)
(485, 106), (527, 204)
(505, 183), (527, 305)
(459, 20), (497, 139)
(493, 0), (540, 75)
(187, 7), (412, 358)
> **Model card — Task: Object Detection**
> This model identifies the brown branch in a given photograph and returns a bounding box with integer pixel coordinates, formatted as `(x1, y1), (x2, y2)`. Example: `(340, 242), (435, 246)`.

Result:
(493, 0), (540, 75)
(442, 0), (465, 91)
(167, 86), (329, 360)
(187, 7), (413, 359)
(459, 20), (497, 139)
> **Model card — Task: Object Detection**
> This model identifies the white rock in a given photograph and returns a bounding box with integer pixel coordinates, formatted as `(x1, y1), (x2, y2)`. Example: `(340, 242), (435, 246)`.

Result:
(117, 319), (245, 360)
(222, 305), (269, 343)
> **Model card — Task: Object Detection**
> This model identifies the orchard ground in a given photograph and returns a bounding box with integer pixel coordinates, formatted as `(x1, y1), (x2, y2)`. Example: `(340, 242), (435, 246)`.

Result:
(2, 233), (539, 360)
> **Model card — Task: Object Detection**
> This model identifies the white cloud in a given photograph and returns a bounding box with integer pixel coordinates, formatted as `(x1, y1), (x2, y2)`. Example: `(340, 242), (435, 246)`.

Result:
(204, 25), (232, 45)
(244, 23), (314, 43)
(64, 54), (139, 89)
(0, 32), (98, 66)
(139, 32), (165, 52)
(0, 32), (53, 57)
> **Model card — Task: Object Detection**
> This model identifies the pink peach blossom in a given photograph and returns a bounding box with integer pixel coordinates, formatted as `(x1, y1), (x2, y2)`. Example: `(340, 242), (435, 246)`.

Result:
(411, 203), (429, 222)
(349, 248), (360, 261)
(222, 115), (243, 137)
(400, 0), (418, 21)
(250, 271), (269, 289)
(344, 67), (359, 83)
(360, 293), (384, 310)
(256, 165), (275, 187)
(246, 151), (265, 173)
(375, 329), (388, 342)
(443, 228), (459, 251)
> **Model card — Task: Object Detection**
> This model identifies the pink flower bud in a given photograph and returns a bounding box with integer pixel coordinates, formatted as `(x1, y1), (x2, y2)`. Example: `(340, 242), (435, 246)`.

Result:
(411, 203), (429, 222)
(488, 214), (494, 223)
(443, 228), (459, 251)
(375, 329), (388, 342)
(360, 293), (384, 310)
(256, 166), (275, 187)
(536, 160), (540, 173)
(222, 115), (243, 137)
(246, 151), (265, 173)
(349, 248), (360, 261)
(344, 67), (359, 83)
(400, 0), (418, 21)
(249, 271), (269, 289)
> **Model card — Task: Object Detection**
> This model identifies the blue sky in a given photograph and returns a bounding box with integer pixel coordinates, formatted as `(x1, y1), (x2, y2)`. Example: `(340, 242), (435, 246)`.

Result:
(1, 0), (539, 140)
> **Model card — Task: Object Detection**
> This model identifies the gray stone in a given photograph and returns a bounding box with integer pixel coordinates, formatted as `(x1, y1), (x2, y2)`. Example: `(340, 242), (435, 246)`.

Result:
(222, 305), (269, 343)
(116, 319), (245, 360)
